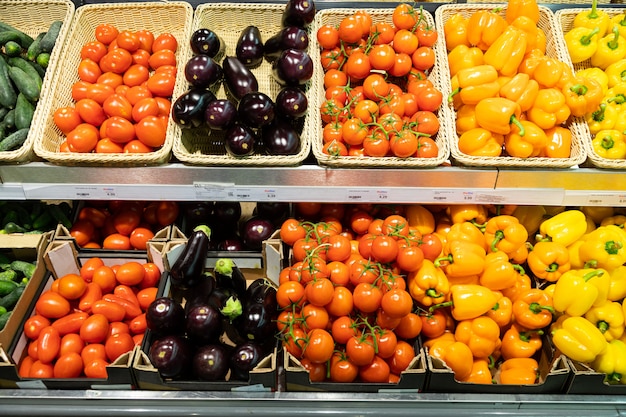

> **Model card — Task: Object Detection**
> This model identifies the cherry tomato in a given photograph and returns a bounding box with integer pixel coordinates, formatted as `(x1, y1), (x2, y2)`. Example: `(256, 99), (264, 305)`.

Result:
(412, 46), (436, 72)
(393, 29), (418, 55)
(419, 232), (443, 261)
(368, 44), (396, 71)
(346, 335), (375, 366)
(329, 352), (359, 383)
(392, 3), (418, 30)
(371, 234), (399, 263)
(381, 288), (413, 319)
(317, 24), (340, 50)
(360, 355), (391, 382)
(325, 286), (354, 317)
(420, 310), (448, 339)
(277, 280), (305, 308)
(352, 282), (383, 313)
(394, 312), (423, 340)
(387, 340), (415, 374)
(370, 22), (396, 45)
(415, 86), (443, 112)
(416, 136), (439, 158)
(344, 51), (371, 81)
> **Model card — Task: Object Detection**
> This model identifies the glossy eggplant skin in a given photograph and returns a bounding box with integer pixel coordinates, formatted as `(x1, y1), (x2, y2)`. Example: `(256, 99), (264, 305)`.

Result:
(271, 49), (313, 86)
(263, 26), (309, 62)
(282, 0), (316, 27)
(236, 26), (264, 68)
(222, 56), (259, 101)
(243, 278), (278, 311)
(204, 98), (238, 131)
(230, 341), (265, 381)
(275, 86), (308, 119)
(190, 28), (225, 59)
(235, 301), (277, 342)
(237, 92), (275, 129)
(171, 88), (216, 129)
(169, 225), (211, 290)
(214, 258), (247, 300)
(149, 335), (192, 380)
(224, 123), (256, 157)
(261, 118), (301, 155)
(184, 55), (223, 88)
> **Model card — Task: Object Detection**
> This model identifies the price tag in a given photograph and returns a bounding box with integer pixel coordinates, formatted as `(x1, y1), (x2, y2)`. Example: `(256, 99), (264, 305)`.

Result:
(193, 182), (234, 200)
(584, 193), (626, 206)
(429, 190), (475, 202)
(345, 188), (391, 202)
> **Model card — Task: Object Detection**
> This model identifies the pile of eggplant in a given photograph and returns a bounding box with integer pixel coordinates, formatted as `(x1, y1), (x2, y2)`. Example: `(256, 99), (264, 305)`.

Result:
(146, 225), (278, 382)
(172, 0), (315, 157)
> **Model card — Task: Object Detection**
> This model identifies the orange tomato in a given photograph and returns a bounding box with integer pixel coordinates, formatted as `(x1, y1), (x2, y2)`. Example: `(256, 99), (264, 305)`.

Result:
(146, 71), (175, 97)
(75, 99), (106, 127)
(96, 138), (124, 153)
(80, 313), (110, 344)
(125, 85), (152, 106)
(71, 80), (92, 102)
(37, 326), (61, 364)
(81, 343), (106, 365)
(29, 360), (54, 378)
(78, 58), (102, 83)
(154, 97), (171, 117)
(66, 123), (100, 153)
(97, 71), (124, 89)
(99, 48), (133, 74)
(54, 352), (84, 378)
(103, 294), (142, 319)
(140, 262), (161, 289)
(123, 139), (153, 153)
(35, 291), (71, 319)
(81, 40), (108, 62)
(135, 29), (154, 52)
(18, 356), (34, 378)
(80, 257), (105, 282)
(115, 262), (145, 286)
(131, 48), (151, 67)
(95, 23), (119, 45)
(152, 32), (178, 52)
(131, 97), (159, 123)
(116, 30), (140, 52)
(128, 313), (147, 335)
(135, 115), (166, 148)
(113, 284), (139, 306)
(129, 227), (154, 250)
(104, 332), (134, 362)
(53, 106), (83, 134)
(123, 64), (150, 87)
(102, 233), (131, 250)
(70, 218), (96, 246)
(59, 333), (85, 356)
(113, 209), (141, 235)
(86, 82), (115, 105)
(51, 310), (89, 336)
(105, 116), (136, 143)
(84, 358), (109, 379)
(23, 315), (51, 340)
(91, 265), (117, 293)
(103, 93), (133, 120)
(155, 201), (179, 226)
(148, 49), (176, 70)
(57, 273), (87, 300)
(91, 299), (126, 322)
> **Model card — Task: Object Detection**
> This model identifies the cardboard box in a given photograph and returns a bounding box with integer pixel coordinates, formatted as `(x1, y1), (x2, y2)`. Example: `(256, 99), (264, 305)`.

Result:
(424, 336), (571, 393)
(0, 232), (53, 349)
(132, 233), (282, 391)
(565, 358), (626, 395)
(0, 238), (164, 389)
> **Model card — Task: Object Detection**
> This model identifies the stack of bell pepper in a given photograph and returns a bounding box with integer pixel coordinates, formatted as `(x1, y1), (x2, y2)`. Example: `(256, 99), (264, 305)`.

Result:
(444, 0), (604, 159)
(563, 2), (626, 160)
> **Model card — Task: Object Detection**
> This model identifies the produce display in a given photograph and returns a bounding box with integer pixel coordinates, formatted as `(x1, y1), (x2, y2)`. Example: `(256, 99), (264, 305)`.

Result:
(316, 4), (443, 159)
(0, 200), (72, 234)
(0, 20), (63, 152)
(18, 257), (161, 379)
(51, 24), (178, 154)
(69, 201), (180, 250)
(0, 254), (36, 331)
(275, 202), (626, 387)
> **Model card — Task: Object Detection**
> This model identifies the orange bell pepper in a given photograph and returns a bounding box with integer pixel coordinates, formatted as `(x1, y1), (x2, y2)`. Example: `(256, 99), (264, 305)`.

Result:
(501, 271), (532, 303)
(483, 26), (528, 77)
(512, 288), (555, 330)
(480, 251), (524, 291)
(505, 120), (548, 158)
(458, 128), (504, 157)
(445, 221), (487, 251)
(532, 56), (575, 89)
(455, 104), (479, 135)
(501, 323), (543, 360)
(499, 357), (539, 384)
(449, 64), (500, 106)
(562, 76), (604, 118)
(444, 13), (469, 52)
(408, 259), (450, 307)
(499, 73), (539, 113)
(527, 241), (571, 282)
(505, 0), (540, 24)
(447, 44), (484, 77)
(527, 88), (571, 130)
(475, 97), (524, 135)
(428, 339), (474, 381)
(454, 316), (502, 359)
(464, 358), (495, 384)
(431, 284), (498, 321)
(483, 215), (529, 255)
(510, 15), (545, 53)
(466, 9), (508, 51)
(435, 240), (487, 278)
(539, 126), (572, 158)
(486, 291), (514, 328)
(448, 204), (488, 227)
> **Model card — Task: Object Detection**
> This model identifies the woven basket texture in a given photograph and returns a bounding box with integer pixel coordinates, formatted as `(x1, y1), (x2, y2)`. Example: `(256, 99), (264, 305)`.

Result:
(0, 0), (74, 164)
(33, 1), (193, 166)
(436, 4), (588, 168)
(172, 2), (312, 166)
(556, 8), (626, 169)
(310, 7), (451, 168)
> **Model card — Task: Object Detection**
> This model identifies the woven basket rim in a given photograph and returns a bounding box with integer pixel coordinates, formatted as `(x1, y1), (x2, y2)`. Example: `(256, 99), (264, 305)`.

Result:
(310, 7), (451, 168)
(32, 1), (194, 166)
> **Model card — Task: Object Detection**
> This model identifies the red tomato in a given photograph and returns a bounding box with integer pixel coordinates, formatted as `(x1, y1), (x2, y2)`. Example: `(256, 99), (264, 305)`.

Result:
(35, 291), (71, 319)
(59, 333), (85, 356)
(303, 328), (334, 364)
(104, 332), (135, 362)
(146, 71), (175, 97)
(80, 313), (110, 344)
(23, 315), (51, 340)
(102, 233), (131, 250)
(81, 40), (108, 62)
(37, 326), (61, 364)
(152, 33), (178, 52)
(95, 24), (119, 45)
(99, 48), (133, 74)
(78, 58), (102, 83)
(140, 262), (161, 289)
(135, 115), (166, 148)
(123, 139), (153, 153)
(123, 64), (150, 87)
(75, 99), (106, 127)
(155, 201), (179, 226)
(54, 352), (84, 378)
(131, 97), (159, 123)
(53, 107), (83, 135)
(103, 93), (133, 120)
(51, 311), (89, 335)
(115, 262), (145, 286)
(129, 227), (154, 250)
(84, 358), (109, 379)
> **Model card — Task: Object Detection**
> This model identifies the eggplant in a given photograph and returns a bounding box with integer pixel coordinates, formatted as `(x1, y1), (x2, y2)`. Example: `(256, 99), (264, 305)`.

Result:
(214, 258), (247, 300)
(272, 48), (313, 86)
(254, 202), (291, 225)
(217, 236), (244, 252)
(169, 225), (211, 289)
(183, 202), (214, 229)
(237, 92), (275, 129)
(222, 56), (259, 101)
(146, 297), (186, 336)
(183, 272), (216, 314)
(225, 123), (256, 157)
(282, 0), (316, 28)
(243, 278), (278, 311)
(149, 335), (192, 380)
(212, 201), (242, 225)
(236, 26), (264, 68)
(193, 344), (230, 381)
(185, 303), (222, 345)
(263, 26), (309, 62)
(204, 98), (238, 131)
(275, 86), (308, 119)
(230, 341), (265, 381)
(261, 118), (301, 155)
(241, 216), (276, 250)
(234, 301), (277, 342)
(190, 28), (225, 59)
(207, 286), (242, 322)
(172, 88), (216, 129)
(184, 55), (223, 88)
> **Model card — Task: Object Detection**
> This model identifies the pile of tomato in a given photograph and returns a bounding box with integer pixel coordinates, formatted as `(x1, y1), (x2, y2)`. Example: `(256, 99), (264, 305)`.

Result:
(69, 201), (179, 250)
(52, 24), (178, 154)
(276, 203), (436, 383)
(18, 258), (161, 379)
(317, 4), (443, 158)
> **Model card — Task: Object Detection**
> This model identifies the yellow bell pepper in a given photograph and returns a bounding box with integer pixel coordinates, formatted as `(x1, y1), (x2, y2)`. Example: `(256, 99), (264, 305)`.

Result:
(448, 204), (488, 227)
(612, 13), (626, 40)
(585, 301), (625, 342)
(591, 339), (626, 384)
(605, 58), (626, 88)
(553, 268), (611, 316)
(454, 316), (501, 359)
(501, 323), (543, 360)
(552, 316), (608, 363)
(511, 205), (547, 236)
(499, 357), (539, 384)
(582, 206), (615, 225)
(431, 284), (498, 321)
(573, 0), (610, 37)
(577, 67), (609, 94)
(608, 265), (626, 301)
(435, 240), (486, 278)
(458, 128), (504, 157)
(527, 241), (571, 283)
(592, 129), (626, 159)
(480, 251), (524, 291)
(538, 209), (588, 247)
(408, 259), (450, 307)
(504, 120), (548, 158)
(483, 26), (528, 77)
(600, 214), (626, 227)
(405, 204), (435, 235)
(591, 26), (626, 70)
(577, 224), (626, 270)
(447, 44), (484, 77)
(562, 76), (604, 118)
(565, 26), (600, 64)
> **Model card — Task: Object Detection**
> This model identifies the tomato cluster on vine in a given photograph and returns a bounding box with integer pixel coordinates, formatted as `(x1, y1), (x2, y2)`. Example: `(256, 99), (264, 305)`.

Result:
(317, 4), (443, 159)
(275, 203), (443, 383)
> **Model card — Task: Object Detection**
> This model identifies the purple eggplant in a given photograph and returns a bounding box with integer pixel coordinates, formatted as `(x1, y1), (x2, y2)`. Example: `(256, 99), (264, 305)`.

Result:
(204, 99), (237, 131)
(275, 86), (308, 119)
(261, 118), (301, 155)
(184, 55), (223, 88)
(217, 236), (244, 252)
(241, 216), (275, 250)
(222, 56), (259, 101)
(149, 335), (192, 380)
(282, 0), (316, 28)
(237, 92), (275, 129)
(146, 297), (186, 336)
(190, 28), (224, 59)
(193, 344), (230, 381)
(234, 301), (277, 342)
(254, 202), (291, 225)
(243, 278), (278, 310)
(272, 48), (313, 86)
(225, 123), (256, 157)
(169, 225), (211, 289)
(213, 201), (242, 224)
(263, 26), (309, 62)
(185, 303), (222, 345)
(214, 258), (247, 300)
(236, 26), (264, 68)
(184, 272), (216, 314)
(172, 88), (216, 129)
(230, 341), (265, 381)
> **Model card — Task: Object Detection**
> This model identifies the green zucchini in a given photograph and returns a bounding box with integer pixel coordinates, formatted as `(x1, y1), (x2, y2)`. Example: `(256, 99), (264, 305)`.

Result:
(14, 93), (34, 130)
(10, 260), (36, 278)
(0, 54), (17, 109)
(8, 66), (40, 102)
(0, 279), (17, 295)
(8, 56), (43, 88)
(39, 21), (62, 53)
(0, 285), (24, 310)
(0, 127), (28, 151)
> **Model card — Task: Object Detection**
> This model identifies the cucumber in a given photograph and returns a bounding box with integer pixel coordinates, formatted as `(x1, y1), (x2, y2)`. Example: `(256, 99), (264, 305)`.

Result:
(0, 311), (11, 331)
(35, 52), (50, 69)
(0, 269), (18, 282)
(10, 260), (36, 279)
(8, 56), (43, 88)
(26, 32), (45, 62)
(0, 279), (17, 296)
(0, 23), (33, 48)
(0, 31), (24, 47)
(32, 210), (52, 230)
(0, 54), (17, 109)
(49, 204), (72, 229)
(0, 122), (6, 141)
(0, 107), (8, 120)
(14, 93), (34, 130)
(0, 253), (10, 269)
(39, 21), (62, 53)
(3, 40), (22, 57)
(3, 221), (27, 233)
(0, 285), (24, 310)
(3, 108), (15, 128)
(0, 128), (28, 151)
(8, 66), (40, 102)
(1, 209), (18, 226)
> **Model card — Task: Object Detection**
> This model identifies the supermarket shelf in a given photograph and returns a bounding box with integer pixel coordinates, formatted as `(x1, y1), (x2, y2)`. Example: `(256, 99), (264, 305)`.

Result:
(0, 390), (625, 417)
(1, 162), (626, 206)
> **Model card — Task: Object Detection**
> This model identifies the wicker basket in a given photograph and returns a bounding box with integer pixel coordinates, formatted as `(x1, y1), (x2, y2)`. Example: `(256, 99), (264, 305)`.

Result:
(555, 8), (626, 170)
(33, 1), (194, 166)
(171, 3), (312, 167)
(435, 4), (588, 168)
(0, 0), (74, 164)
(310, 7), (451, 168)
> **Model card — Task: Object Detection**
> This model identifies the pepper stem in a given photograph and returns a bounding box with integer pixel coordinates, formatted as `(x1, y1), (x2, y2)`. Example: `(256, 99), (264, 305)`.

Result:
(570, 83), (589, 96)
(528, 302), (555, 315)
(597, 320), (609, 334)
(583, 269), (604, 281)
(511, 115), (525, 136)
(608, 26), (620, 50)
(448, 87), (460, 103)
(546, 262), (559, 272)
(490, 230), (504, 252)
(580, 27), (600, 45)
(429, 300), (453, 314)
(425, 288), (444, 298)
(588, 0), (599, 19)
(433, 255), (453, 268)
